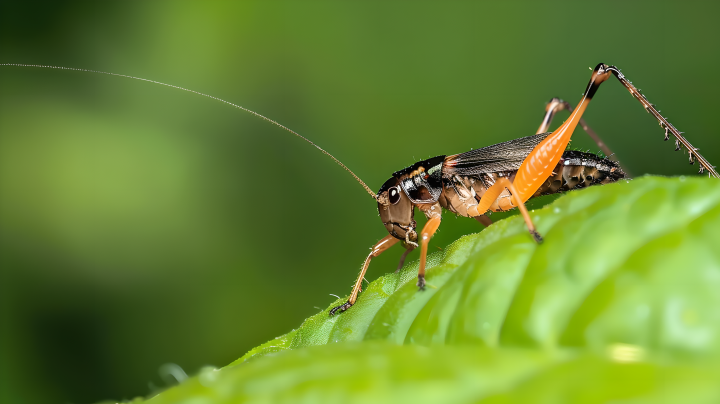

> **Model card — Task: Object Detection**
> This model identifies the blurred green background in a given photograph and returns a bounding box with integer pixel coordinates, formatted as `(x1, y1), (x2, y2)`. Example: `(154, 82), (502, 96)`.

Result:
(1, 1), (718, 403)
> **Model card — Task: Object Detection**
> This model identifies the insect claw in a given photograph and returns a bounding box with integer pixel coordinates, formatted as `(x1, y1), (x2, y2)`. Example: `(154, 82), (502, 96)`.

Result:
(530, 230), (544, 244)
(689, 153), (695, 165)
(699, 166), (706, 174)
(417, 275), (426, 291)
(329, 301), (353, 316)
(675, 139), (682, 151)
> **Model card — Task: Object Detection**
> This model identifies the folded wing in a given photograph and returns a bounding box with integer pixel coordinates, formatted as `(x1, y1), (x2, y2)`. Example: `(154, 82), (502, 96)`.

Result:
(443, 133), (550, 176)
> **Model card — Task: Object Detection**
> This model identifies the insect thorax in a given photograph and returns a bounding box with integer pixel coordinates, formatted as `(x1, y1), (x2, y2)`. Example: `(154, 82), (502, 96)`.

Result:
(394, 156), (445, 204)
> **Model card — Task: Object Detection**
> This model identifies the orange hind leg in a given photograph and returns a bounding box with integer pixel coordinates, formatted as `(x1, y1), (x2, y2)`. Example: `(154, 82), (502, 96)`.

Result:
(469, 64), (614, 239)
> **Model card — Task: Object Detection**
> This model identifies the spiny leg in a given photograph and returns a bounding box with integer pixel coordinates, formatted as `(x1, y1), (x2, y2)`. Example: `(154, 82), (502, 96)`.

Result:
(514, 63), (718, 204)
(473, 63), (700, 243)
(468, 63), (610, 243)
(512, 64), (613, 203)
(604, 65), (718, 178)
(537, 97), (616, 160)
(329, 234), (399, 316)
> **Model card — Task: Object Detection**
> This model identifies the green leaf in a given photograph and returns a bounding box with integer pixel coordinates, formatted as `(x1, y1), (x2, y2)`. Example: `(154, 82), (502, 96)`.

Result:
(137, 177), (720, 403)
(144, 343), (720, 404)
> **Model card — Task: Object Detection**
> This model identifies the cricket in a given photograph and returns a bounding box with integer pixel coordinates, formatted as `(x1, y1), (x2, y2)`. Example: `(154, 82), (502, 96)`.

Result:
(3, 62), (717, 317)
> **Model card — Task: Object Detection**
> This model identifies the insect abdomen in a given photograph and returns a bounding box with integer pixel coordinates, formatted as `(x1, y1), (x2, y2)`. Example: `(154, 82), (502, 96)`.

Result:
(438, 150), (625, 217)
(535, 150), (626, 196)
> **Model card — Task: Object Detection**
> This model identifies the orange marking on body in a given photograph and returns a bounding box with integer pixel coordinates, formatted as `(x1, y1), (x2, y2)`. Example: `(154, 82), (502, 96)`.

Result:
(514, 99), (590, 202)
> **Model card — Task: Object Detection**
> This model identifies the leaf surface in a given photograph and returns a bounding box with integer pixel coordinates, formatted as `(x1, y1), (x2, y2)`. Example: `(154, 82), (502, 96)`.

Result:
(141, 177), (720, 403)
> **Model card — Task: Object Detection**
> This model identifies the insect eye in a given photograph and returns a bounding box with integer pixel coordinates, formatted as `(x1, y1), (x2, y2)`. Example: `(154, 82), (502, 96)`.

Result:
(389, 187), (401, 204)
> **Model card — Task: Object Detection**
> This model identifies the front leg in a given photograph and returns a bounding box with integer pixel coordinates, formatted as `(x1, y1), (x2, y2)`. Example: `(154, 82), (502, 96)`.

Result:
(329, 235), (399, 316)
(416, 204), (443, 290)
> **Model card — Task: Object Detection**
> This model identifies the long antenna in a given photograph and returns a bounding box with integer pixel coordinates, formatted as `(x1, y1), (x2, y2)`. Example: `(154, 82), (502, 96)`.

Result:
(1, 63), (378, 199)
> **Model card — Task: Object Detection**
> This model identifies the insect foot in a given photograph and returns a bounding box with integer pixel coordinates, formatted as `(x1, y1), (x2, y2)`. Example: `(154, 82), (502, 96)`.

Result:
(329, 301), (353, 316)
(417, 274), (426, 291)
(530, 230), (544, 244)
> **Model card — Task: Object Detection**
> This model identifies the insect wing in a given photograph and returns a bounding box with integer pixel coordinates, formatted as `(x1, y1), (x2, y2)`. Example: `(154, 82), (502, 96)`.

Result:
(443, 133), (550, 176)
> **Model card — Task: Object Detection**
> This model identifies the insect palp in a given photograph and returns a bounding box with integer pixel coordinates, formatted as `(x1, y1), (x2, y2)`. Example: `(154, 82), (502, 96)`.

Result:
(405, 231), (418, 248)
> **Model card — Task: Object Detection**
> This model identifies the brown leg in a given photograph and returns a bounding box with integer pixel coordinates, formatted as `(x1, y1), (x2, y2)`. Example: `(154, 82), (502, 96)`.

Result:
(416, 215), (442, 290)
(604, 65), (718, 178)
(474, 215), (493, 227)
(395, 248), (413, 273)
(329, 235), (399, 316)
(536, 64), (718, 179)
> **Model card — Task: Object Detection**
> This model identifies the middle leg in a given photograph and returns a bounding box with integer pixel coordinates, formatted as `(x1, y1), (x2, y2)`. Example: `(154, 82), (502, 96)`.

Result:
(468, 177), (543, 243)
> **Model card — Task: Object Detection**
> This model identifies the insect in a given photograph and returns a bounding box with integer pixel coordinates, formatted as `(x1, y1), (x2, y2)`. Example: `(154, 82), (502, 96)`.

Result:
(326, 63), (719, 315)
(4, 63), (717, 317)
